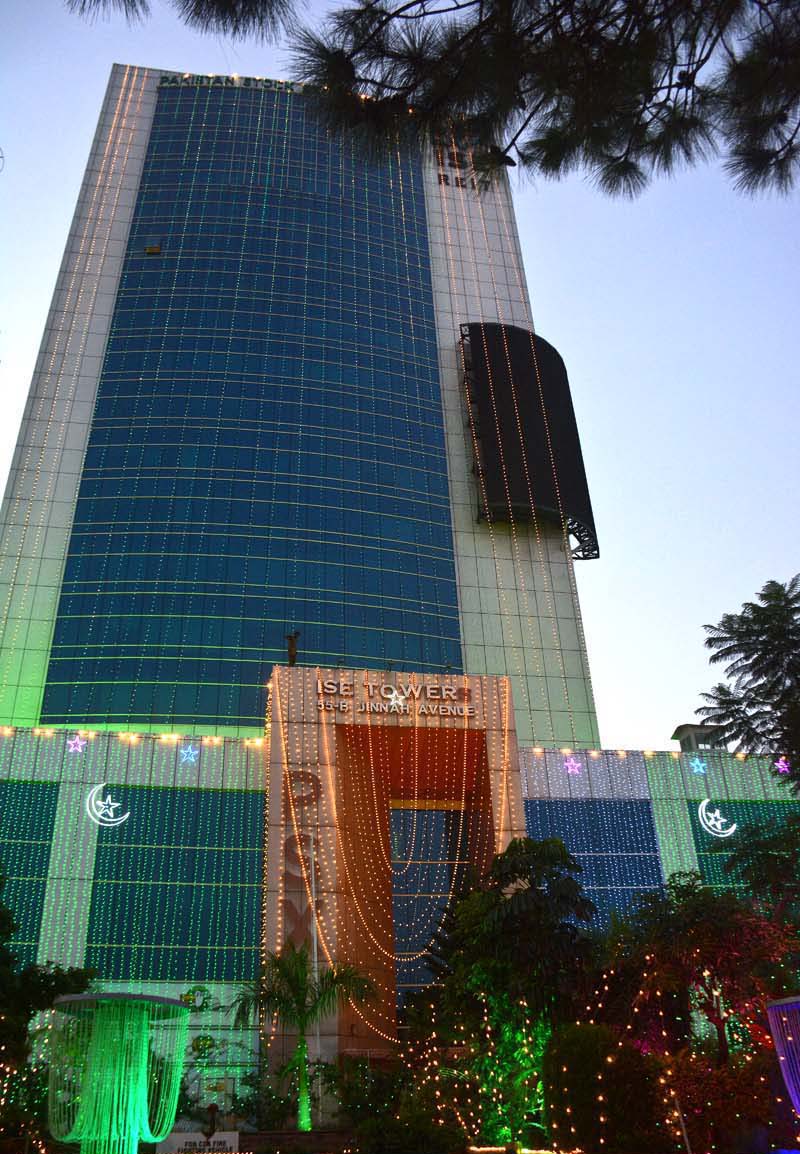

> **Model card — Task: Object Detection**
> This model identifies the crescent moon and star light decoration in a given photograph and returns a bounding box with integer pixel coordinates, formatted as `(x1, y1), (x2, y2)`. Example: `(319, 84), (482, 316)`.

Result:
(85, 783), (130, 828)
(697, 798), (738, 839)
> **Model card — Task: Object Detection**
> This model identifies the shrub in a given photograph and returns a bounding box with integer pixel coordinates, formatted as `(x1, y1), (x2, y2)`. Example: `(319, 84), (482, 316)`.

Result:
(543, 1023), (672, 1153)
(355, 1109), (465, 1154)
(669, 1049), (797, 1153)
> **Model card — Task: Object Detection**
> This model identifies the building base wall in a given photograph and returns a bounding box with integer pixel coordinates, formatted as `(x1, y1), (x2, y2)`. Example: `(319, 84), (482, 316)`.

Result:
(2, 705), (798, 1102)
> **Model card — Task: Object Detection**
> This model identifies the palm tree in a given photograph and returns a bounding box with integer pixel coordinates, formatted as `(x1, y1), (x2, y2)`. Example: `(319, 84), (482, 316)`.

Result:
(232, 940), (374, 1132)
(697, 574), (800, 790)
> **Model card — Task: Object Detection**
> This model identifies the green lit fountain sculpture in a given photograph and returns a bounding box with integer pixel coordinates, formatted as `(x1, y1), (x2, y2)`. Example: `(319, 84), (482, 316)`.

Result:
(48, 993), (190, 1154)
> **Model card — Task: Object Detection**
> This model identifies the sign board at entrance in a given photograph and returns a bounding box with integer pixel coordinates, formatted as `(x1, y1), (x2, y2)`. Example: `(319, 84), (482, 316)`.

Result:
(157, 1133), (238, 1154)
(316, 679), (476, 718)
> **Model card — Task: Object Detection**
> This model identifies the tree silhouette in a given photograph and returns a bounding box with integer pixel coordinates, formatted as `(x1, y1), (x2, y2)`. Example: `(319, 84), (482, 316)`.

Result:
(68, 0), (800, 195)
(431, 837), (595, 1020)
(697, 574), (800, 792)
(66, 0), (294, 41)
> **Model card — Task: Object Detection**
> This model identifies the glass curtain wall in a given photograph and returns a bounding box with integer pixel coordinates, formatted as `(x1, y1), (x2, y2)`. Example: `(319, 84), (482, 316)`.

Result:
(41, 82), (462, 733)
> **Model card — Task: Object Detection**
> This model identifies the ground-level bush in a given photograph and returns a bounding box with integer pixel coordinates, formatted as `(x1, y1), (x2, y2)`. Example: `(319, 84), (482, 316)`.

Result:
(355, 1109), (465, 1154)
(669, 1049), (796, 1153)
(543, 1023), (673, 1153)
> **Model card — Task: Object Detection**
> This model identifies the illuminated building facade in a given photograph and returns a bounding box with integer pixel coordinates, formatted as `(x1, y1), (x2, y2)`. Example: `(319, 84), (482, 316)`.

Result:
(265, 667), (526, 1055)
(0, 64), (599, 750)
(2, 714), (797, 1072)
(1, 64), (797, 1097)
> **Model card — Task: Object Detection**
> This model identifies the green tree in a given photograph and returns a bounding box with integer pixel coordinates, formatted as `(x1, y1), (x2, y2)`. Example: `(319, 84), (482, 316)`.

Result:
(697, 574), (800, 791)
(718, 812), (800, 922)
(403, 988), (548, 1146)
(410, 839), (594, 1143)
(232, 940), (374, 1132)
(0, 874), (93, 1143)
(432, 837), (595, 1019)
(70, 0), (800, 194)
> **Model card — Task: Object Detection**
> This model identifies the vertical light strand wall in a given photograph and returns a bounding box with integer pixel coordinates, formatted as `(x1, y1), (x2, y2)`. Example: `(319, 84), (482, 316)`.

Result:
(422, 153), (600, 749)
(34, 77), (463, 735)
(0, 66), (158, 728)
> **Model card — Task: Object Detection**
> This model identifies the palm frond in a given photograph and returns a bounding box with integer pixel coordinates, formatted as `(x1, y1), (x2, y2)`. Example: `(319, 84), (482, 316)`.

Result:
(698, 575), (800, 761)
(311, 963), (375, 1021)
(696, 683), (775, 754)
(230, 941), (373, 1035)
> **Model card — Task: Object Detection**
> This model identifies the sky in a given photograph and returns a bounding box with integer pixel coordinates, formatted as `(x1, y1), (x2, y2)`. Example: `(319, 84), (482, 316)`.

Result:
(1, 1), (798, 751)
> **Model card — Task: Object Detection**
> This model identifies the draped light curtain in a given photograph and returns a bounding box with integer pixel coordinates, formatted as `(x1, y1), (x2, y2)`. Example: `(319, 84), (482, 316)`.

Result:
(767, 996), (800, 1115)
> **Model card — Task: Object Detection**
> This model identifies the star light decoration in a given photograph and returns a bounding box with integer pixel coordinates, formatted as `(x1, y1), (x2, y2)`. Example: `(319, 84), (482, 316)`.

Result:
(697, 798), (738, 838)
(387, 688), (406, 711)
(689, 756), (707, 775)
(67, 735), (87, 753)
(775, 756), (791, 774)
(705, 808), (725, 832)
(179, 744), (199, 765)
(564, 756), (582, 775)
(96, 794), (122, 821)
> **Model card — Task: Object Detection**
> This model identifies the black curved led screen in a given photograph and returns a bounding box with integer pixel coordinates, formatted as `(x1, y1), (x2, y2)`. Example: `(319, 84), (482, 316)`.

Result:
(461, 322), (599, 559)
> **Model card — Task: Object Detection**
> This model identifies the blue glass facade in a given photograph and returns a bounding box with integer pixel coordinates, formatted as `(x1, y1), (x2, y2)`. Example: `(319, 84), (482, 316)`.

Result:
(390, 805), (467, 1004)
(41, 81), (462, 732)
(524, 798), (663, 924)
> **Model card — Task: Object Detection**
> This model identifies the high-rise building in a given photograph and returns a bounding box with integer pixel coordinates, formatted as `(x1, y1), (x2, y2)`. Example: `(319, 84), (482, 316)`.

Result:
(0, 63), (599, 749)
(8, 64), (753, 1077)
(2, 72), (798, 1093)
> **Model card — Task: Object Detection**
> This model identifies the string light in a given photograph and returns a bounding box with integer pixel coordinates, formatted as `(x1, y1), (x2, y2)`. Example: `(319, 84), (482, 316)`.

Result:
(434, 139), (553, 749)
(487, 150), (601, 747)
(0, 66), (149, 728)
(267, 666), (521, 1041)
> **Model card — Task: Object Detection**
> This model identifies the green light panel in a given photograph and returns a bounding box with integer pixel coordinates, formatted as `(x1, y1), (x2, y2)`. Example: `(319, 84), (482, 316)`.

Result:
(86, 782), (263, 982)
(689, 798), (800, 889)
(645, 749), (797, 884)
(0, 728), (266, 983)
(0, 778), (60, 964)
